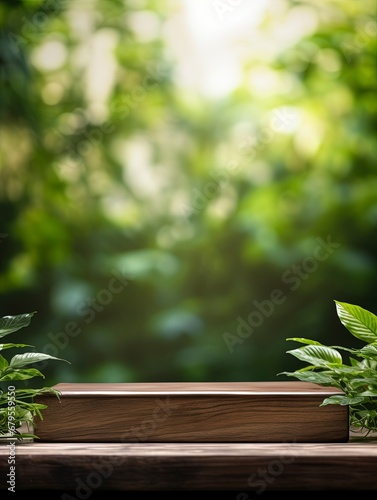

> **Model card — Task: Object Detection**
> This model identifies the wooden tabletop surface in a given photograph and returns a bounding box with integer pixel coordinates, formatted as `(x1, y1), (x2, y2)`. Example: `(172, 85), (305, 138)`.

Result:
(1, 432), (377, 493)
(46, 381), (346, 395)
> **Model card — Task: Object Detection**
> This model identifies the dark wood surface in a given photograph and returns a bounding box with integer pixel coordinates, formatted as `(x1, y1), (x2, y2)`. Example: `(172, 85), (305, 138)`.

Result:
(2, 383), (374, 493)
(34, 382), (349, 443)
(1, 435), (377, 492)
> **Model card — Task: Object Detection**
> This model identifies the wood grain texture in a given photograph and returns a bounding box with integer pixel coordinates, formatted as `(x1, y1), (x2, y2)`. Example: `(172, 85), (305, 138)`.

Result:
(37, 381), (349, 395)
(1, 440), (377, 491)
(34, 382), (349, 443)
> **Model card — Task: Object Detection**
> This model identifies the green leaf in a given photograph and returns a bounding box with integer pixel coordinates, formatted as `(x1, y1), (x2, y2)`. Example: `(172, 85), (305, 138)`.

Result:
(0, 368), (45, 381)
(351, 377), (377, 387)
(287, 345), (343, 367)
(0, 353), (8, 371)
(358, 344), (377, 359)
(9, 352), (68, 369)
(279, 370), (339, 386)
(359, 390), (377, 397)
(335, 301), (377, 344)
(286, 337), (324, 346)
(331, 365), (363, 375)
(350, 356), (362, 367)
(0, 312), (37, 339)
(321, 395), (365, 406)
(281, 300), (377, 437)
(0, 343), (34, 351)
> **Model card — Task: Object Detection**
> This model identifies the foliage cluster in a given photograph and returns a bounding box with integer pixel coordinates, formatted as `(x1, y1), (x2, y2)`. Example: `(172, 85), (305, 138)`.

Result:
(0, 312), (66, 439)
(281, 301), (377, 436)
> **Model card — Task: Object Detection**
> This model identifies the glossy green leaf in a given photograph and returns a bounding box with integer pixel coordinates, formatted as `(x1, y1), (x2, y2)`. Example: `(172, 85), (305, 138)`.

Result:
(0, 368), (45, 381)
(280, 370), (338, 386)
(0, 343), (34, 351)
(321, 395), (365, 405)
(9, 352), (68, 369)
(358, 390), (377, 397)
(350, 377), (377, 387)
(287, 345), (343, 367)
(286, 337), (324, 346)
(335, 301), (377, 344)
(0, 312), (37, 339)
(0, 353), (8, 371)
(358, 344), (377, 359)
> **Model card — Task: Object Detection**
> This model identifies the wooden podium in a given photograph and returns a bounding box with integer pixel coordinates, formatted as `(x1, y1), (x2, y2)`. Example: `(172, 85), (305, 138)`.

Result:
(3, 382), (377, 492)
(34, 381), (349, 443)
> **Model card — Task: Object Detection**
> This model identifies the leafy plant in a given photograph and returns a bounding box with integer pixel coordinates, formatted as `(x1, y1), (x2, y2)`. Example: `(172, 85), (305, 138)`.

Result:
(0, 311), (69, 440)
(280, 300), (377, 438)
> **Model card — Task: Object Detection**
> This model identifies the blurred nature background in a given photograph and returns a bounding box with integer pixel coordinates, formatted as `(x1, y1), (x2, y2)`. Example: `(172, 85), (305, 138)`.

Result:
(0, 0), (376, 385)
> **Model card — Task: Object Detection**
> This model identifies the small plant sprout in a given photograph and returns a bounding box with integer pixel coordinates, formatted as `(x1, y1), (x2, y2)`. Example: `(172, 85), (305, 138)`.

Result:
(0, 311), (69, 440)
(280, 300), (377, 438)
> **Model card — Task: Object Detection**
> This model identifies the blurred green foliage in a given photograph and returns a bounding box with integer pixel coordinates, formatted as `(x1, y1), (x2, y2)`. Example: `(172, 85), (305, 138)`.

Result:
(0, 0), (376, 385)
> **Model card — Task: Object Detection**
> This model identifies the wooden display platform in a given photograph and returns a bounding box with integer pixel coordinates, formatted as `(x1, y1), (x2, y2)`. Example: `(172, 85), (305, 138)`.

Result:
(1, 437), (377, 492)
(34, 381), (349, 443)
